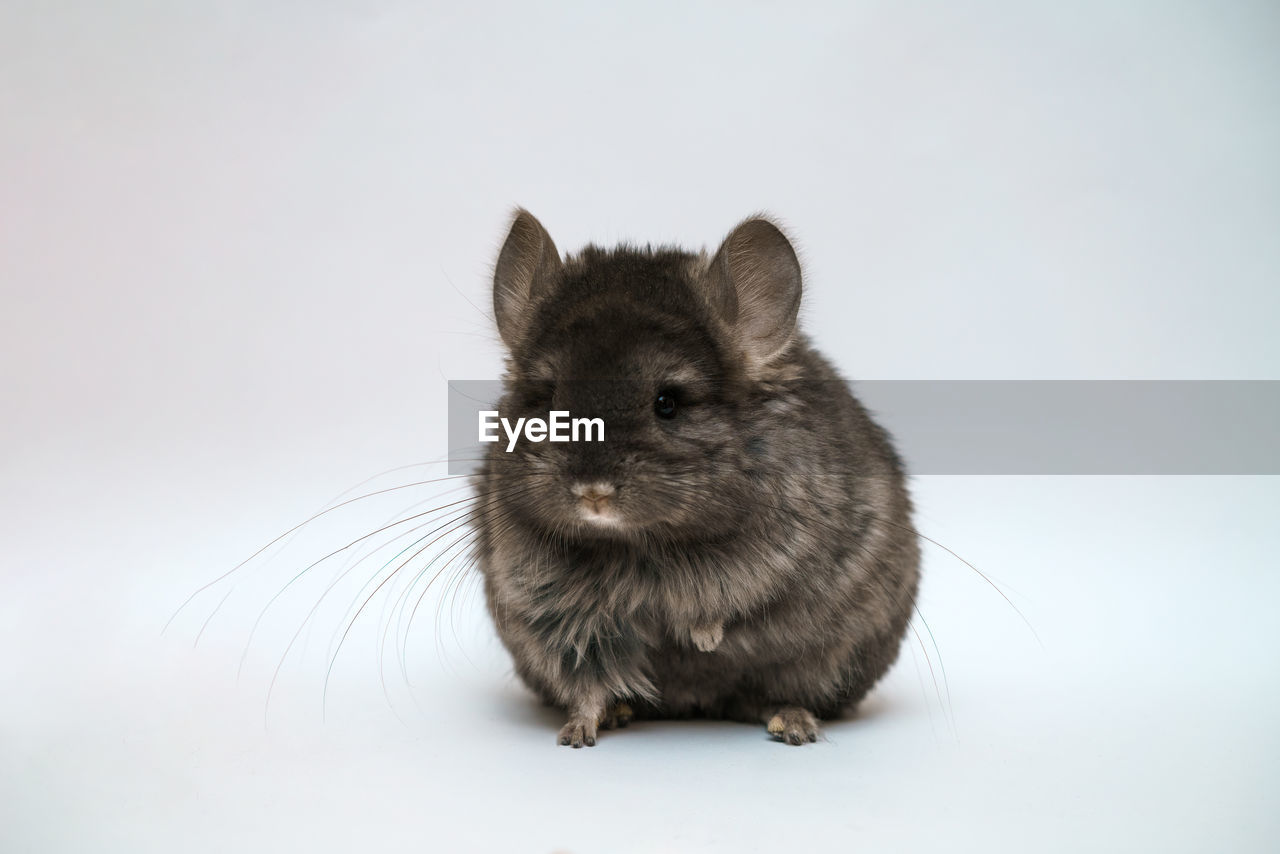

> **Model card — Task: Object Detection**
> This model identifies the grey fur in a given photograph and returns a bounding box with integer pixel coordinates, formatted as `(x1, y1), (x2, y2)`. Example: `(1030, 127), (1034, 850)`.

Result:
(476, 211), (920, 746)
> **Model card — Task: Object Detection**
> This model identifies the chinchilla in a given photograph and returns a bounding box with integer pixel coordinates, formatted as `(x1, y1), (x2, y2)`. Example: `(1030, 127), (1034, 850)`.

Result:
(475, 210), (920, 746)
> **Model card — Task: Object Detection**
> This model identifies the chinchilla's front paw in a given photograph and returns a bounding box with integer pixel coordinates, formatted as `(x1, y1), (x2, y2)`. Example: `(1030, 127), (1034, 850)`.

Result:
(557, 716), (599, 748)
(558, 699), (634, 746)
(690, 621), (724, 652)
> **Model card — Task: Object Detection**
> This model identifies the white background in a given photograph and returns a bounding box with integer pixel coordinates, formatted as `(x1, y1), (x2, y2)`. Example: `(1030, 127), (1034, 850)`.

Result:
(2, 2), (1278, 852)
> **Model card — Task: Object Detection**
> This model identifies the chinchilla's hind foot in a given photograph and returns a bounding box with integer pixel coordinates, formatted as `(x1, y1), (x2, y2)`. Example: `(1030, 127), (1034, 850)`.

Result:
(766, 706), (820, 745)
(600, 702), (634, 730)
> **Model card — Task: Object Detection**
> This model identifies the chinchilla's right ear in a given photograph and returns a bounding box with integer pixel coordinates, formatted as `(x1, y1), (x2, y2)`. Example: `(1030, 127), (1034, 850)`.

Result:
(493, 208), (563, 350)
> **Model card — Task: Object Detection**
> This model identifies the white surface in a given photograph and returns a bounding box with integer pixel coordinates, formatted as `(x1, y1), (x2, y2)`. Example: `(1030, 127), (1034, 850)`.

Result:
(2, 3), (1278, 852)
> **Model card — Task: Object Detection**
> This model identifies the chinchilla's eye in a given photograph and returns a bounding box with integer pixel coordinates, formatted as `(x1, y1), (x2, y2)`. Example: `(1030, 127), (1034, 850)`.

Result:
(654, 391), (677, 419)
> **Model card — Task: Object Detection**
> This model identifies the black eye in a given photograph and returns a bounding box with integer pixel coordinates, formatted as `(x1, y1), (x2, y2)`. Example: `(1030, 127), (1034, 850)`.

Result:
(654, 391), (678, 419)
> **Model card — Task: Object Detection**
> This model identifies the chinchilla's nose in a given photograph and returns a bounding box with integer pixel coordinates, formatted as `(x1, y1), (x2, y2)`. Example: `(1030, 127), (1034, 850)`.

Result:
(571, 481), (617, 515)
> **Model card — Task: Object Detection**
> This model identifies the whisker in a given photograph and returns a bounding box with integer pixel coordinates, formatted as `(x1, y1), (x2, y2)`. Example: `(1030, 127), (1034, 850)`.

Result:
(235, 490), (487, 678)
(337, 476), (544, 654)
(708, 485), (1037, 645)
(392, 493), (540, 679)
(194, 585), (237, 648)
(165, 467), (488, 634)
(315, 483), (544, 718)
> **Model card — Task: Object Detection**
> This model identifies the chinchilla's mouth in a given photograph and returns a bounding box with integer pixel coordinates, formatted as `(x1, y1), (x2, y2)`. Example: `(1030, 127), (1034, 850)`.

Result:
(577, 504), (624, 526)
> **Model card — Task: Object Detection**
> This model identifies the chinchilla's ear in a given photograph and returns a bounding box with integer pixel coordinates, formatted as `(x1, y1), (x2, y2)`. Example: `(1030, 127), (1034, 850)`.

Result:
(705, 216), (802, 371)
(493, 208), (563, 349)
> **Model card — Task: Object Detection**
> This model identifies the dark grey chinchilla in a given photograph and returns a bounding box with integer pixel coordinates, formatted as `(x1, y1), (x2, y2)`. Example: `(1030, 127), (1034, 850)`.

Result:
(475, 210), (920, 746)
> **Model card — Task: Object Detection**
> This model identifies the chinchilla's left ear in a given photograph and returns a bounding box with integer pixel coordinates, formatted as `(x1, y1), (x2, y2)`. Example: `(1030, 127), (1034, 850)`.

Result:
(493, 208), (563, 350)
(705, 216), (802, 371)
